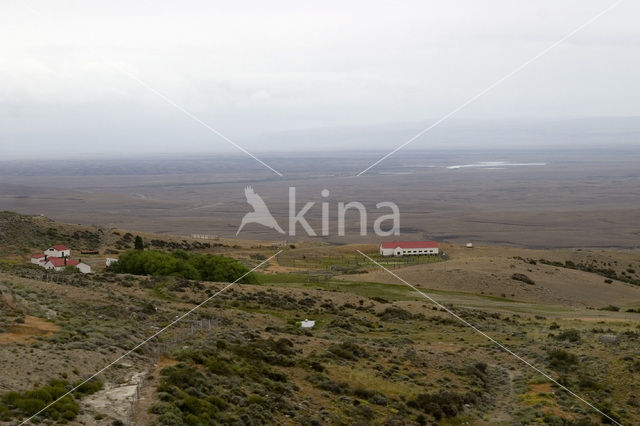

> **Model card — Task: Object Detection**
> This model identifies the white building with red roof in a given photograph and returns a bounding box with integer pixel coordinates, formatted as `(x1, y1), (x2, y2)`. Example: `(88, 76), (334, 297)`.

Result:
(30, 245), (92, 274)
(30, 253), (47, 265)
(42, 257), (92, 273)
(44, 245), (71, 258)
(379, 241), (439, 257)
(44, 257), (79, 271)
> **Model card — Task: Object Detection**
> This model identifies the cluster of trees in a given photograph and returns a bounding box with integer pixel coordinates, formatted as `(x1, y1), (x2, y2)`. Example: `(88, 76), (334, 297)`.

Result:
(111, 249), (254, 283)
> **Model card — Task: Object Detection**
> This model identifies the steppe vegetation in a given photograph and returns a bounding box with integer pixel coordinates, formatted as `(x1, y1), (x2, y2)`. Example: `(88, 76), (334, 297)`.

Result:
(0, 212), (639, 425)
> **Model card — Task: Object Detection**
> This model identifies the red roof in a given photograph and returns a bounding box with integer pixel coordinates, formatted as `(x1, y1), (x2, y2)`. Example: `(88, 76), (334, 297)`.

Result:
(51, 245), (70, 251)
(47, 258), (79, 267)
(31, 254), (46, 259)
(380, 241), (439, 249)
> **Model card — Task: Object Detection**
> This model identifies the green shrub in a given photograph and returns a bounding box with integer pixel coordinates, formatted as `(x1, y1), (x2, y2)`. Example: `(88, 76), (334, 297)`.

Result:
(377, 306), (415, 321)
(556, 328), (581, 343)
(0, 378), (102, 421)
(328, 341), (367, 360)
(14, 398), (47, 416)
(353, 388), (387, 405)
(0, 403), (10, 421)
(306, 373), (350, 394)
(155, 338), (296, 425)
(511, 273), (535, 285)
(599, 305), (620, 312)
(247, 394), (266, 405)
(548, 349), (578, 372)
(577, 373), (602, 391)
(408, 390), (478, 420)
(230, 338), (296, 366)
(75, 378), (104, 396)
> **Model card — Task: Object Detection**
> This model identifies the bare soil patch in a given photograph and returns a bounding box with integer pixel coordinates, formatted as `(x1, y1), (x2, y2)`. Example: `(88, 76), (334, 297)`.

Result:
(0, 315), (60, 344)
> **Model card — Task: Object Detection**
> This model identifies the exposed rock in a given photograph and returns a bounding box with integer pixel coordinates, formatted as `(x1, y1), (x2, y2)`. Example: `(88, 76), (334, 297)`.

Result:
(598, 334), (619, 345)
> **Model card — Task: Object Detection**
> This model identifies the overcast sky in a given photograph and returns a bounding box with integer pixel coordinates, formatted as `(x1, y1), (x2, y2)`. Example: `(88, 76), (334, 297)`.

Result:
(1, 0), (639, 158)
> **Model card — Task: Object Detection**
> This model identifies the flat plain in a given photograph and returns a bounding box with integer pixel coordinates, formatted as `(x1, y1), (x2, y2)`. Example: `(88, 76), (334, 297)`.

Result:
(1, 148), (639, 248)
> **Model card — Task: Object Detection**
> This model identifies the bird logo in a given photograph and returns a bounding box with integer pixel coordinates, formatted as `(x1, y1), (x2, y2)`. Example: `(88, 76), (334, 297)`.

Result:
(236, 186), (285, 235)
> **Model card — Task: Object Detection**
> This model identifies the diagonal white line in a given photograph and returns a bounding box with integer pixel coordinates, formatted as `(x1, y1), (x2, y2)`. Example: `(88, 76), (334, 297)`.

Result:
(356, 0), (626, 176)
(16, 0), (283, 177)
(18, 251), (281, 426)
(112, 67), (284, 177)
(357, 250), (622, 425)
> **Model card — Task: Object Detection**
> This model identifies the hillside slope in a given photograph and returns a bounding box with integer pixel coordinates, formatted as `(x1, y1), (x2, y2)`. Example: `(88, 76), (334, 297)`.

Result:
(341, 244), (640, 308)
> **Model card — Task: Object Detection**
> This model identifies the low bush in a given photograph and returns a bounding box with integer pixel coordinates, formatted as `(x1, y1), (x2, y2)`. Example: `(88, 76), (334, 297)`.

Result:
(154, 337), (296, 425)
(353, 388), (387, 405)
(511, 273), (535, 285)
(599, 305), (620, 312)
(555, 328), (581, 343)
(408, 390), (479, 420)
(327, 341), (367, 360)
(306, 373), (350, 394)
(548, 349), (578, 372)
(377, 306), (415, 321)
(0, 378), (102, 422)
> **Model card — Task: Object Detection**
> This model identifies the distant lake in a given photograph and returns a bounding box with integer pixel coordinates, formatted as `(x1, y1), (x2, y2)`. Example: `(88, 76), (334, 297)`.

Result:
(446, 161), (547, 170)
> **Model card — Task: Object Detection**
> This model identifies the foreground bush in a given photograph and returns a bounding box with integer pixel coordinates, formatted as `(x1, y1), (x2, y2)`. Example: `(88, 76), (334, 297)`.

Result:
(408, 390), (479, 420)
(0, 378), (102, 422)
(548, 348), (579, 372)
(152, 338), (296, 425)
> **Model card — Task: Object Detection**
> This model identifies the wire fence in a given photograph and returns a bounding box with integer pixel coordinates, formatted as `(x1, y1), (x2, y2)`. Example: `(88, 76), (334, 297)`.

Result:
(276, 252), (444, 272)
(124, 318), (217, 425)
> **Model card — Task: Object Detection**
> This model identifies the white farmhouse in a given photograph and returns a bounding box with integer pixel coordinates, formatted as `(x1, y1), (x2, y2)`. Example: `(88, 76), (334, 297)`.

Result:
(379, 241), (439, 257)
(44, 245), (71, 258)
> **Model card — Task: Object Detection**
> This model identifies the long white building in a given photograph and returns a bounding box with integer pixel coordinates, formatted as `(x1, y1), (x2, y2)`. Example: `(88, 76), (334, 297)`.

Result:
(379, 241), (439, 257)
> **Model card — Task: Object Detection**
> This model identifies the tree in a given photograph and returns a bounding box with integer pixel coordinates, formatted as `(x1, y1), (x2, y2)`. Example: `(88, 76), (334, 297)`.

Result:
(110, 249), (254, 283)
(134, 235), (144, 250)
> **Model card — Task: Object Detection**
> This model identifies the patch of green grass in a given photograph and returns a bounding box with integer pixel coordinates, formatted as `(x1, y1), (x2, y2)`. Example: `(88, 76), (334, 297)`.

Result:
(256, 277), (526, 305)
(254, 272), (313, 284)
